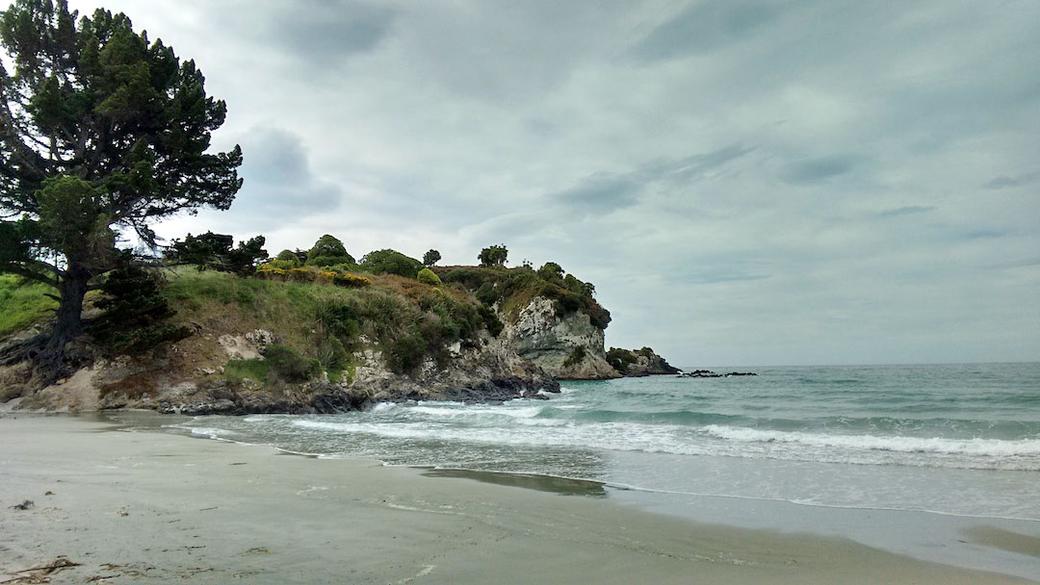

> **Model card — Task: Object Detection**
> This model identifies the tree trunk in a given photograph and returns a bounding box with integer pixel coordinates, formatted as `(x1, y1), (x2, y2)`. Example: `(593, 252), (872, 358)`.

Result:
(35, 262), (90, 383)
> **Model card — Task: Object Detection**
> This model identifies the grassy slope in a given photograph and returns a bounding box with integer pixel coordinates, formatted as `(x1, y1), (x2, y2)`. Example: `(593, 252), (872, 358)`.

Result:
(161, 268), (491, 382)
(0, 274), (57, 338)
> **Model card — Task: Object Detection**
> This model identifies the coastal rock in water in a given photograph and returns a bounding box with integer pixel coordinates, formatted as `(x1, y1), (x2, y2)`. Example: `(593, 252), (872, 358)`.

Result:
(606, 347), (680, 377)
(504, 296), (619, 380)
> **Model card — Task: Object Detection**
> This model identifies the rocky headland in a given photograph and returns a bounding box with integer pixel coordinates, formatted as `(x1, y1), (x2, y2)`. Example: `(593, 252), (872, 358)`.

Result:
(1, 245), (676, 415)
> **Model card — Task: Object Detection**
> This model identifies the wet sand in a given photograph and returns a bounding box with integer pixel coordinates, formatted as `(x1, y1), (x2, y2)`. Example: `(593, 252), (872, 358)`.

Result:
(0, 415), (1032, 584)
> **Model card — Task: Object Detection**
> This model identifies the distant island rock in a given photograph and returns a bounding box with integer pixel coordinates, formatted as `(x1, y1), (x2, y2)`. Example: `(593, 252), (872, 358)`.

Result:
(676, 370), (757, 378)
(606, 347), (681, 377)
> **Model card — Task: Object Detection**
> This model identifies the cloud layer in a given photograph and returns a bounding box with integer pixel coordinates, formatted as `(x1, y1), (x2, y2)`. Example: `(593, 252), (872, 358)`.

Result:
(64, 0), (1040, 365)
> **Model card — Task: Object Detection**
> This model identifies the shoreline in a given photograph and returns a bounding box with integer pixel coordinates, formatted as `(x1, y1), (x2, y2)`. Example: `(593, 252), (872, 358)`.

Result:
(1, 414), (1034, 584)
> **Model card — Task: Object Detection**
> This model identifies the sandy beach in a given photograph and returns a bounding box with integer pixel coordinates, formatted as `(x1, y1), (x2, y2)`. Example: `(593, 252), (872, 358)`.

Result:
(0, 415), (1032, 584)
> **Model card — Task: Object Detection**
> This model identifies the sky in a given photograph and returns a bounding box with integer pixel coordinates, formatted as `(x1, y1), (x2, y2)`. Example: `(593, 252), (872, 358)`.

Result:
(58, 0), (1040, 366)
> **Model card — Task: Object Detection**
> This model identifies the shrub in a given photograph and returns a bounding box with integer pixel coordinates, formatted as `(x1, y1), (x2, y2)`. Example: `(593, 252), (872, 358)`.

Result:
(315, 335), (349, 373)
(315, 300), (363, 343)
(606, 347), (637, 374)
(537, 262), (564, 282)
(478, 304), (503, 337)
(332, 272), (371, 288)
(417, 267), (442, 286)
(288, 267), (314, 282)
(563, 346), (587, 368)
(276, 249), (299, 262)
(384, 332), (427, 374)
(360, 249), (423, 277)
(263, 344), (319, 382)
(91, 253), (191, 354)
(263, 258), (300, 271)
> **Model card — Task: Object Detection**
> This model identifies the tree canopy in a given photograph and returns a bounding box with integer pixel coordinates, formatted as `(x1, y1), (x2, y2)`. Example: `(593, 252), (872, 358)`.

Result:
(360, 249), (422, 278)
(422, 249), (441, 267)
(306, 234), (354, 267)
(0, 0), (242, 372)
(166, 231), (268, 275)
(478, 244), (508, 268)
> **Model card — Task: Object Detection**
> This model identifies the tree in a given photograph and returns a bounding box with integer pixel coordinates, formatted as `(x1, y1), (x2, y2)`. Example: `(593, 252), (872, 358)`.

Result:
(360, 249), (422, 277)
(306, 234), (354, 267)
(165, 232), (267, 275)
(537, 261), (564, 282)
(422, 249), (441, 267)
(0, 1), (242, 375)
(478, 244), (508, 268)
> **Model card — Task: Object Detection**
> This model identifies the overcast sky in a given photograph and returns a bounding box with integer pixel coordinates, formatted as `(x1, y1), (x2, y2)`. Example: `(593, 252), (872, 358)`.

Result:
(62, 0), (1040, 366)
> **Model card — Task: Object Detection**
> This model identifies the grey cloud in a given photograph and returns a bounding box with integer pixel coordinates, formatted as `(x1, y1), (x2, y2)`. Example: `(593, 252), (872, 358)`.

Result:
(782, 155), (861, 184)
(555, 145), (755, 215)
(875, 206), (935, 218)
(557, 173), (641, 213)
(223, 127), (343, 229)
(216, 0), (396, 67)
(632, 0), (789, 61)
(958, 228), (1009, 241)
(984, 171), (1040, 190)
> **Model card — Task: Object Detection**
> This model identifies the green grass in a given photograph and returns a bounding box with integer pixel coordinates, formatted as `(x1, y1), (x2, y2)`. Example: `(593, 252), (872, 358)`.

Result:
(223, 358), (270, 383)
(0, 274), (57, 338)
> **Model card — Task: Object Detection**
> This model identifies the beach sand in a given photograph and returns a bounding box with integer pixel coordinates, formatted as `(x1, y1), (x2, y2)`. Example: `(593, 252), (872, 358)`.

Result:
(0, 415), (1031, 584)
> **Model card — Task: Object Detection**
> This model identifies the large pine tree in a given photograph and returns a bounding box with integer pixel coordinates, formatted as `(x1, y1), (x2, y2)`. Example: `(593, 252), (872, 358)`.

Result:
(0, 0), (242, 377)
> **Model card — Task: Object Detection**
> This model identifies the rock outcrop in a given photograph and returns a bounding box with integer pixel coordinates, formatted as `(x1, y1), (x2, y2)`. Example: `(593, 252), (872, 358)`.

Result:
(606, 347), (681, 377)
(504, 296), (619, 380)
(12, 327), (559, 415)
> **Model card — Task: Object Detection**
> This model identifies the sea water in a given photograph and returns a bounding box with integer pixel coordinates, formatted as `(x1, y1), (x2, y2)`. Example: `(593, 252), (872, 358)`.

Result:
(168, 362), (1040, 576)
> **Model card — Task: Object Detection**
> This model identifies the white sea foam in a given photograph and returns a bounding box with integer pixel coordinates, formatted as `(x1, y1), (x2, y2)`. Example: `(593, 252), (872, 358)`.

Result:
(288, 416), (1040, 470)
(698, 425), (1040, 457)
(187, 426), (237, 439)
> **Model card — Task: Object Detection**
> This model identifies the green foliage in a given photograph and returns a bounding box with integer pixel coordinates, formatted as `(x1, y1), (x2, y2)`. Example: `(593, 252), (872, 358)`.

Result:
(35, 176), (111, 261)
(537, 262), (564, 282)
(263, 344), (319, 382)
(360, 249), (423, 277)
(563, 346), (587, 368)
(276, 249), (300, 263)
(417, 267), (442, 286)
(223, 358), (269, 383)
(606, 347), (637, 374)
(91, 253), (191, 354)
(478, 304), (504, 337)
(315, 300), (362, 345)
(478, 244), (508, 268)
(306, 235), (354, 266)
(384, 332), (427, 375)
(441, 263), (611, 329)
(332, 272), (371, 288)
(0, 274), (57, 337)
(315, 335), (349, 374)
(166, 232), (269, 275)
(422, 249), (441, 266)
(0, 1), (243, 353)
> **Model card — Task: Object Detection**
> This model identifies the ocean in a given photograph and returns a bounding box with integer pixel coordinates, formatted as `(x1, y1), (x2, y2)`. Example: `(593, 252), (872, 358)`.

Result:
(164, 362), (1040, 576)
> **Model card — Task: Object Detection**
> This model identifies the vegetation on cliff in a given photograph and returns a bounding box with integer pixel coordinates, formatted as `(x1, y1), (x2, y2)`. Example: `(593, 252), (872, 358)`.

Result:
(438, 261), (610, 329)
(0, 1), (243, 379)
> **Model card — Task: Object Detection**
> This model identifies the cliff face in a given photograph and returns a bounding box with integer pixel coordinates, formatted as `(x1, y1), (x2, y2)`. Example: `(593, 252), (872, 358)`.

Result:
(504, 296), (619, 380)
(14, 326), (560, 416)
